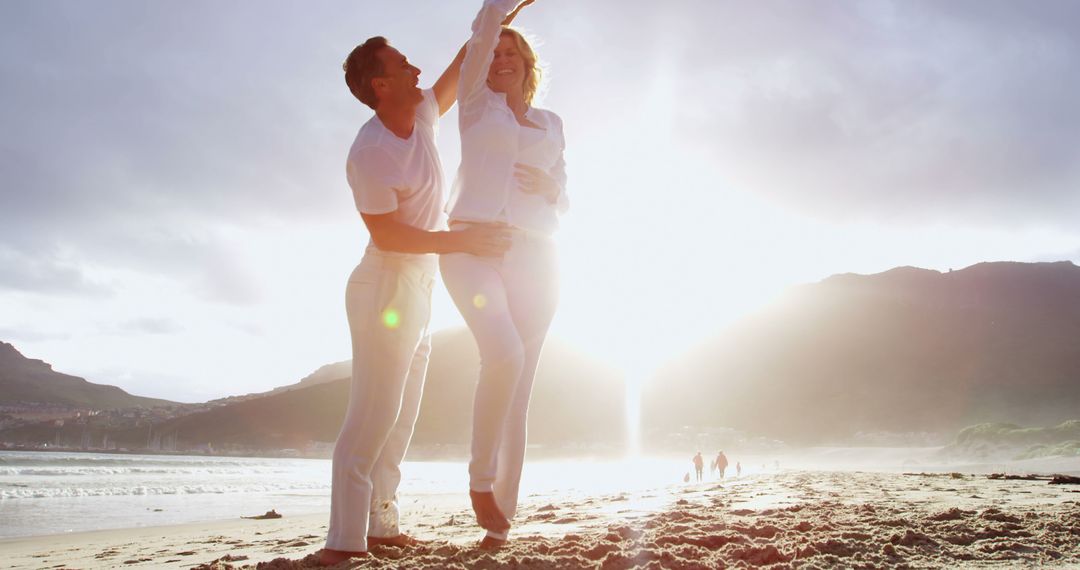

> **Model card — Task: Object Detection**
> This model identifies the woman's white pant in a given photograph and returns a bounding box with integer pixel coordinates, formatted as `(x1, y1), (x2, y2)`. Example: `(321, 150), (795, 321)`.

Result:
(325, 252), (435, 552)
(440, 230), (558, 539)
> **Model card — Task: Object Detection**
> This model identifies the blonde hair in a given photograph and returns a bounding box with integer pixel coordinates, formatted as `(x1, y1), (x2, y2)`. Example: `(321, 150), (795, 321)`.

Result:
(500, 27), (542, 105)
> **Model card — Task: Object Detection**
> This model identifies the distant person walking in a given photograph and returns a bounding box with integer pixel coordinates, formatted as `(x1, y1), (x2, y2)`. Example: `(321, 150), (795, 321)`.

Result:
(692, 452), (705, 482)
(321, 30), (512, 566)
(714, 451), (729, 479)
(736, 461), (742, 477)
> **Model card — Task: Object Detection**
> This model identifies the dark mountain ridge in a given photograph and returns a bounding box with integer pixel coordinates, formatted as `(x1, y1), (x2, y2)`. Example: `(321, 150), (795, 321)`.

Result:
(109, 328), (627, 454)
(6, 260), (1077, 453)
(643, 261), (1080, 444)
(0, 342), (175, 410)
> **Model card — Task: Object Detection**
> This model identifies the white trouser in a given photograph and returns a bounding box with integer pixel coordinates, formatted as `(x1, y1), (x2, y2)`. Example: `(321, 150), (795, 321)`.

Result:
(325, 251), (435, 552)
(440, 225), (558, 539)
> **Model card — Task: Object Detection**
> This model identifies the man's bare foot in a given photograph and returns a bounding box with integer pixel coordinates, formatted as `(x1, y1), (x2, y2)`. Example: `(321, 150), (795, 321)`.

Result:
(367, 534), (427, 548)
(478, 535), (507, 550)
(469, 490), (510, 533)
(318, 548), (368, 566)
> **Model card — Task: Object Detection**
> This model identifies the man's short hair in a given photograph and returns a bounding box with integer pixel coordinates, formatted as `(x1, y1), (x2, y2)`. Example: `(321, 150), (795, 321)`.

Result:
(343, 36), (389, 110)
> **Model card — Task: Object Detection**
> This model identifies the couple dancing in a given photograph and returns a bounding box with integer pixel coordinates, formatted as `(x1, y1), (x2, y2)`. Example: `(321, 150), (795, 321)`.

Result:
(321, 0), (565, 564)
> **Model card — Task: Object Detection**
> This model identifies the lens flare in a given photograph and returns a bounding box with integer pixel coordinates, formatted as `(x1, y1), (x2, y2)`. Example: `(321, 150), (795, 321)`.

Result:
(473, 294), (487, 309)
(382, 308), (400, 329)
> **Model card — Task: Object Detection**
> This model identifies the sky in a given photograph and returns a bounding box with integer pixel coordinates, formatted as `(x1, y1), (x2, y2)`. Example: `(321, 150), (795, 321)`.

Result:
(2, 1), (1078, 402)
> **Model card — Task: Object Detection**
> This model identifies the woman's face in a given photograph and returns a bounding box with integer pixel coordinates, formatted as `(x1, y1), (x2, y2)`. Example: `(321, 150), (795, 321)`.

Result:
(487, 33), (526, 95)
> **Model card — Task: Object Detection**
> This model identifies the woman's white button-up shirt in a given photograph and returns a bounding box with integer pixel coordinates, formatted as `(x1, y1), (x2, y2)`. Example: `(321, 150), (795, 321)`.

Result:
(446, 0), (569, 234)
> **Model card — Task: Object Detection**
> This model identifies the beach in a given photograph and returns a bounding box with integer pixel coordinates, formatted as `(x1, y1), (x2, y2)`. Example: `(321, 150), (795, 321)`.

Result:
(4, 460), (1079, 569)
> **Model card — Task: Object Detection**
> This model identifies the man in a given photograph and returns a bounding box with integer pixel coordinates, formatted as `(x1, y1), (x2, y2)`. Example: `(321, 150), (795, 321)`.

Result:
(715, 450), (729, 479)
(319, 34), (513, 565)
(693, 451), (704, 482)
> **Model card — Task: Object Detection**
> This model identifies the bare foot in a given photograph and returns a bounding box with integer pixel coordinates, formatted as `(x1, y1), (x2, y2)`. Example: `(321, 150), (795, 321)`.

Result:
(318, 548), (368, 566)
(367, 534), (427, 548)
(469, 490), (510, 533)
(478, 535), (507, 550)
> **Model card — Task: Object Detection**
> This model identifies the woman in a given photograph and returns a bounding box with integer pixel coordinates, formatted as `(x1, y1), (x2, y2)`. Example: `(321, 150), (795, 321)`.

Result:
(441, 0), (567, 549)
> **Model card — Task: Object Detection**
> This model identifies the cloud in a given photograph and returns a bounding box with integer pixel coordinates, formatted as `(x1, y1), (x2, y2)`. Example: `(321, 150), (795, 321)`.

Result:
(0, 327), (73, 343)
(0, 2), (352, 225)
(0, 219), (262, 304)
(194, 247), (263, 306)
(0, 1), (361, 302)
(111, 318), (184, 336)
(76, 366), (190, 402)
(567, 0), (1080, 228)
(0, 246), (111, 296)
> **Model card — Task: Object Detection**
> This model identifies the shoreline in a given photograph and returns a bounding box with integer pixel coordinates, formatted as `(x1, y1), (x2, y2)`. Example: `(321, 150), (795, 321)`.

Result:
(0, 445), (629, 462)
(5, 444), (1076, 471)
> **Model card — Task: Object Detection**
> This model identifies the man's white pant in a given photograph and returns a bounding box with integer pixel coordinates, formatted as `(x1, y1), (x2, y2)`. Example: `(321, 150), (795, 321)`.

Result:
(325, 251), (435, 552)
(440, 228), (558, 540)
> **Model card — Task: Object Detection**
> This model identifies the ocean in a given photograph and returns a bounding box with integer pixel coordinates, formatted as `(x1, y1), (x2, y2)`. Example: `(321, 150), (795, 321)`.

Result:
(0, 451), (692, 539)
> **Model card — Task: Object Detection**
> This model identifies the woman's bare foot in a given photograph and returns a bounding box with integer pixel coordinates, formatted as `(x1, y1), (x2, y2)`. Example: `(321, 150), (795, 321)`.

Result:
(367, 534), (426, 548)
(469, 490), (510, 532)
(478, 535), (507, 550)
(318, 548), (368, 566)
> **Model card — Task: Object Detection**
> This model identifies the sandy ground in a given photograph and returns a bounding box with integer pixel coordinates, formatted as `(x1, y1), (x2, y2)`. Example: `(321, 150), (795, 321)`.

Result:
(3, 469), (1079, 569)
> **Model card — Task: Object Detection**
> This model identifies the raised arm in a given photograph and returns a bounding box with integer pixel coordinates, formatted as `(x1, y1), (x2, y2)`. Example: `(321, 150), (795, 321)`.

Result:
(431, 2), (531, 116)
(503, 0), (534, 26)
(431, 44), (466, 116)
(458, 0), (528, 108)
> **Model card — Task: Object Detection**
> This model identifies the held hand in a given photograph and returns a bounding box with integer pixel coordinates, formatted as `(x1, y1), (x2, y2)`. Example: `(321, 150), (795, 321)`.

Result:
(503, 0), (535, 26)
(454, 227), (512, 257)
(514, 163), (560, 204)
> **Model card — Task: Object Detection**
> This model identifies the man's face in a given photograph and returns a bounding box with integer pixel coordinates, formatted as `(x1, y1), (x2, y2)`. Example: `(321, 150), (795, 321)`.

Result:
(374, 46), (422, 107)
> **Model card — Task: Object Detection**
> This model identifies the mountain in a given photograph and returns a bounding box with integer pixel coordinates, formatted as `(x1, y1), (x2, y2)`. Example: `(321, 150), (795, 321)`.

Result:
(0, 342), (175, 409)
(141, 328), (627, 454)
(266, 361), (350, 396)
(642, 261), (1080, 444)
(204, 360), (351, 406)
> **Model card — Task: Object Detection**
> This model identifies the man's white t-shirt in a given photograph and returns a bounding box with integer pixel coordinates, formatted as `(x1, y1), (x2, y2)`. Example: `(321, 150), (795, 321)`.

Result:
(346, 89), (446, 254)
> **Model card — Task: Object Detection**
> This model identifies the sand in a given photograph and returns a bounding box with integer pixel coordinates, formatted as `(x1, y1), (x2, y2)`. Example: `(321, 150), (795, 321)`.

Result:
(3, 469), (1079, 569)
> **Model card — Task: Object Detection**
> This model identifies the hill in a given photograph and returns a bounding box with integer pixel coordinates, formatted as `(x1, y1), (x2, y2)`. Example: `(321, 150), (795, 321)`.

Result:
(642, 261), (1080, 444)
(138, 328), (627, 455)
(0, 342), (175, 410)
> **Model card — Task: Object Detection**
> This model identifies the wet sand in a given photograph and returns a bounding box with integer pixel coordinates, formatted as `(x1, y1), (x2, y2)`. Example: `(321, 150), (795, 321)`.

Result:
(4, 467), (1079, 569)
